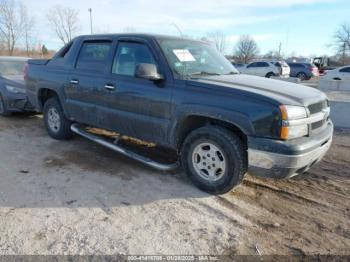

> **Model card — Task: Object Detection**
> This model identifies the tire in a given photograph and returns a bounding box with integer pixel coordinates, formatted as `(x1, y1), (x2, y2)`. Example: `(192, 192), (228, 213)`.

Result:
(43, 97), (73, 140)
(0, 93), (11, 116)
(265, 72), (274, 78)
(181, 126), (247, 194)
(296, 72), (307, 81)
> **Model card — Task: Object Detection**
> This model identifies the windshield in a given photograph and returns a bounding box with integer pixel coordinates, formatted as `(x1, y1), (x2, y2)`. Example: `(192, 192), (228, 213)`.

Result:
(157, 38), (239, 77)
(0, 60), (26, 76)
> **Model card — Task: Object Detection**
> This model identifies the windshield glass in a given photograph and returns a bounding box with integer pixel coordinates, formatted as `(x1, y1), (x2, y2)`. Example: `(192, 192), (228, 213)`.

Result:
(157, 38), (239, 77)
(0, 60), (26, 75)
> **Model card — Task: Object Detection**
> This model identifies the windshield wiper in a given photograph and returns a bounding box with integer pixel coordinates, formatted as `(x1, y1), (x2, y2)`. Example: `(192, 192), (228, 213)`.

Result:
(189, 71), (221, 77)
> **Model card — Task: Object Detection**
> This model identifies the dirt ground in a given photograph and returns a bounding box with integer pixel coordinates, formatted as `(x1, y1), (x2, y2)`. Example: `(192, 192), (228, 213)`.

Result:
(0, 115), (349, 256)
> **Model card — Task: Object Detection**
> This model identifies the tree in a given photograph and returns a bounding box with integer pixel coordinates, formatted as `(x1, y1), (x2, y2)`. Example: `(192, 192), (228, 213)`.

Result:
(0, 0), (23, 55)
(41, 44), (48, 56)
(47, 5), (80, 45)
(233, 35), (259, 64)
(20, 2), (35, 56)
(334, 23), (350, 65)
(206, 31), (227, 53)
(262, 50), (280, 59)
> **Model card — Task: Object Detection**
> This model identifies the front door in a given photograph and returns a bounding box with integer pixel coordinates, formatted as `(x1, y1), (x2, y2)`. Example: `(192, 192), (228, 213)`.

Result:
(100, 40), (173, 144)
(246, 62), (258, 75)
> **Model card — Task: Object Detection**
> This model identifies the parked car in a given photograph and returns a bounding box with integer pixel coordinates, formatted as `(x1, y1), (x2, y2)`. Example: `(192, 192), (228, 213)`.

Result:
(231, 62), (245, 69)
(239, 61), (282, 78)
(0, 56), (33, 116)
(26, 34), (333, 194)
(288, 62), (319, 80)
(272, 61), (291, 77)
(320, 65), (350, 81)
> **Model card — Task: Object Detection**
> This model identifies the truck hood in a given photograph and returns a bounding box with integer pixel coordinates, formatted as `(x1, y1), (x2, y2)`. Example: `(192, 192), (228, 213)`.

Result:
(188, 74), (327, 106)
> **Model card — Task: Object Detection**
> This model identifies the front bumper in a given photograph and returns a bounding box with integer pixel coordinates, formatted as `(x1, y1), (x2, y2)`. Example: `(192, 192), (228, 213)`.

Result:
(248, 121), (333, 179)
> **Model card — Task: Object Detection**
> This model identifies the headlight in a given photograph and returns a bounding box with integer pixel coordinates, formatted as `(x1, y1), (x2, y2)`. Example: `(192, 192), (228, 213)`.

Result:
(280, 105), (308, 139)
(5, 85), (25, 94)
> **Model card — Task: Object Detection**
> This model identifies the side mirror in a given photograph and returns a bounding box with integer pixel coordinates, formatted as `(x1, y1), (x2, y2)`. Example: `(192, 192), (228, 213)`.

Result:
(135, 63), (163, 81)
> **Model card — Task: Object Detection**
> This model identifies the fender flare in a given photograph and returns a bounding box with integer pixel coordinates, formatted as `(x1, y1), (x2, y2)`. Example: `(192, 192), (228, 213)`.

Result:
(168, 105), (255, 148)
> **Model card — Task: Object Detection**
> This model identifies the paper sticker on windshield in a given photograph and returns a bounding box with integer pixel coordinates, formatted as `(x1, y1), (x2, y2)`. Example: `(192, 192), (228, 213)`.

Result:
(173, 49), (196, 62)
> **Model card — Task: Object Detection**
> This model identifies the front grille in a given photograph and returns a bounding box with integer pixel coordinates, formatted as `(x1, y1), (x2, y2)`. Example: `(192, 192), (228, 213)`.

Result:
(308, 100), (327, 115)
(307, 100), (329, 131)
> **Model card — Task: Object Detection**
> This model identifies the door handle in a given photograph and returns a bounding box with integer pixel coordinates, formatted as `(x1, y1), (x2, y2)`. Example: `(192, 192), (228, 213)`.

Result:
(104, 84), (115, 90)
(70, 79), (79, 85)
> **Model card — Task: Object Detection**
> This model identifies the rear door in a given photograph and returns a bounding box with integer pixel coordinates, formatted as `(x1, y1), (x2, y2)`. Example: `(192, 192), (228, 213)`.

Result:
(65, 40), (113, 126)
(99, 39), (173, 144)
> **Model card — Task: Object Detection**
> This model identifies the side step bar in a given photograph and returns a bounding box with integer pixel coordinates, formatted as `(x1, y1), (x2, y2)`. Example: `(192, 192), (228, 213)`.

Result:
(71, 123), (178, 171)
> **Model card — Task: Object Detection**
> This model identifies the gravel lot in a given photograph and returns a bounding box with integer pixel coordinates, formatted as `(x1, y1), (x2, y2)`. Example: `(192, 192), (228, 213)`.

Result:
(0, 115), (349, 256)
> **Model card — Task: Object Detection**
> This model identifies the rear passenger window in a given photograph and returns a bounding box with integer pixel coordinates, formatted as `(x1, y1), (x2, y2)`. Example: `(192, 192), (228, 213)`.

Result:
(340, 67), (350, 73)
(112, 42), (156, 76)
(76, 41), (111, 72)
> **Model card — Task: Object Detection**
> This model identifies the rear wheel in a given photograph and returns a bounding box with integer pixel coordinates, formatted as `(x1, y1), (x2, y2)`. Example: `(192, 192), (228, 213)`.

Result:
(296, 72), (307, 81)
(265, 72), (275, 78)
(43, 97), (73, 140)
(0, 93), (10, 116)
(181, 126), (247, 194)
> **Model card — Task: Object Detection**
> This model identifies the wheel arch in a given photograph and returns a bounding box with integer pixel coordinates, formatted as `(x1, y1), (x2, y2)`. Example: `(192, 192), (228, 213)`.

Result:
(38, 88), (59, 109)
(265, 72), (275, 78)
(171, 112), (253, 151)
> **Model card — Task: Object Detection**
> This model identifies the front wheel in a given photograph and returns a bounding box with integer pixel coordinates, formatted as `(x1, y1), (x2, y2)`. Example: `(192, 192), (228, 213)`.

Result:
(181, 126), (247, 194)
(43, 97), (73, 140)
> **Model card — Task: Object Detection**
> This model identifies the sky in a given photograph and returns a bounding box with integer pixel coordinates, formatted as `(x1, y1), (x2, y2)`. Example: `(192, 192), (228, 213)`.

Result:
(26, 0), (350, 56)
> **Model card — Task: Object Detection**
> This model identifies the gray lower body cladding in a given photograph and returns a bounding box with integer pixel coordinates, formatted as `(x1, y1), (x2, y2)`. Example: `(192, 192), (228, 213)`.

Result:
(247, 121), (333, 179)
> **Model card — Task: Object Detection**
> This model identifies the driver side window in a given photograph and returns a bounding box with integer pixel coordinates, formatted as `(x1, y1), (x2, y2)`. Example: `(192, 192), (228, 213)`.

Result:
(112, 42), (156, 76)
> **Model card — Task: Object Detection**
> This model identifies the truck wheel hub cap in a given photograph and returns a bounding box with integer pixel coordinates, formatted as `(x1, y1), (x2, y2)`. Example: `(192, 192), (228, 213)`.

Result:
(192, 142), (226, 181)
(48, 108), (61, 132)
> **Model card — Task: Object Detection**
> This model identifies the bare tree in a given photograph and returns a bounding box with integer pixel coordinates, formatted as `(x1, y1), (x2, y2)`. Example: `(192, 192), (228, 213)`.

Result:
(262, 50), (279, 59)
(20, 2), (35, 56)
(47, 5), (80, 45)
(206, 31), (227, 53)
(334, 23), (350, 65)
(233, 35), (259, 64)
(0, 0), (23, 55)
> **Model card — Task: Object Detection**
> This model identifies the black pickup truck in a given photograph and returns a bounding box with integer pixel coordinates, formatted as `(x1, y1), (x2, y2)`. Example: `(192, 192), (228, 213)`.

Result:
(25, 34), (333, 194)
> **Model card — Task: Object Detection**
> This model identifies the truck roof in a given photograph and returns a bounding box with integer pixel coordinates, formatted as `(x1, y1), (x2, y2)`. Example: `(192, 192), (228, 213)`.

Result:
(73, 33), (202, 42)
